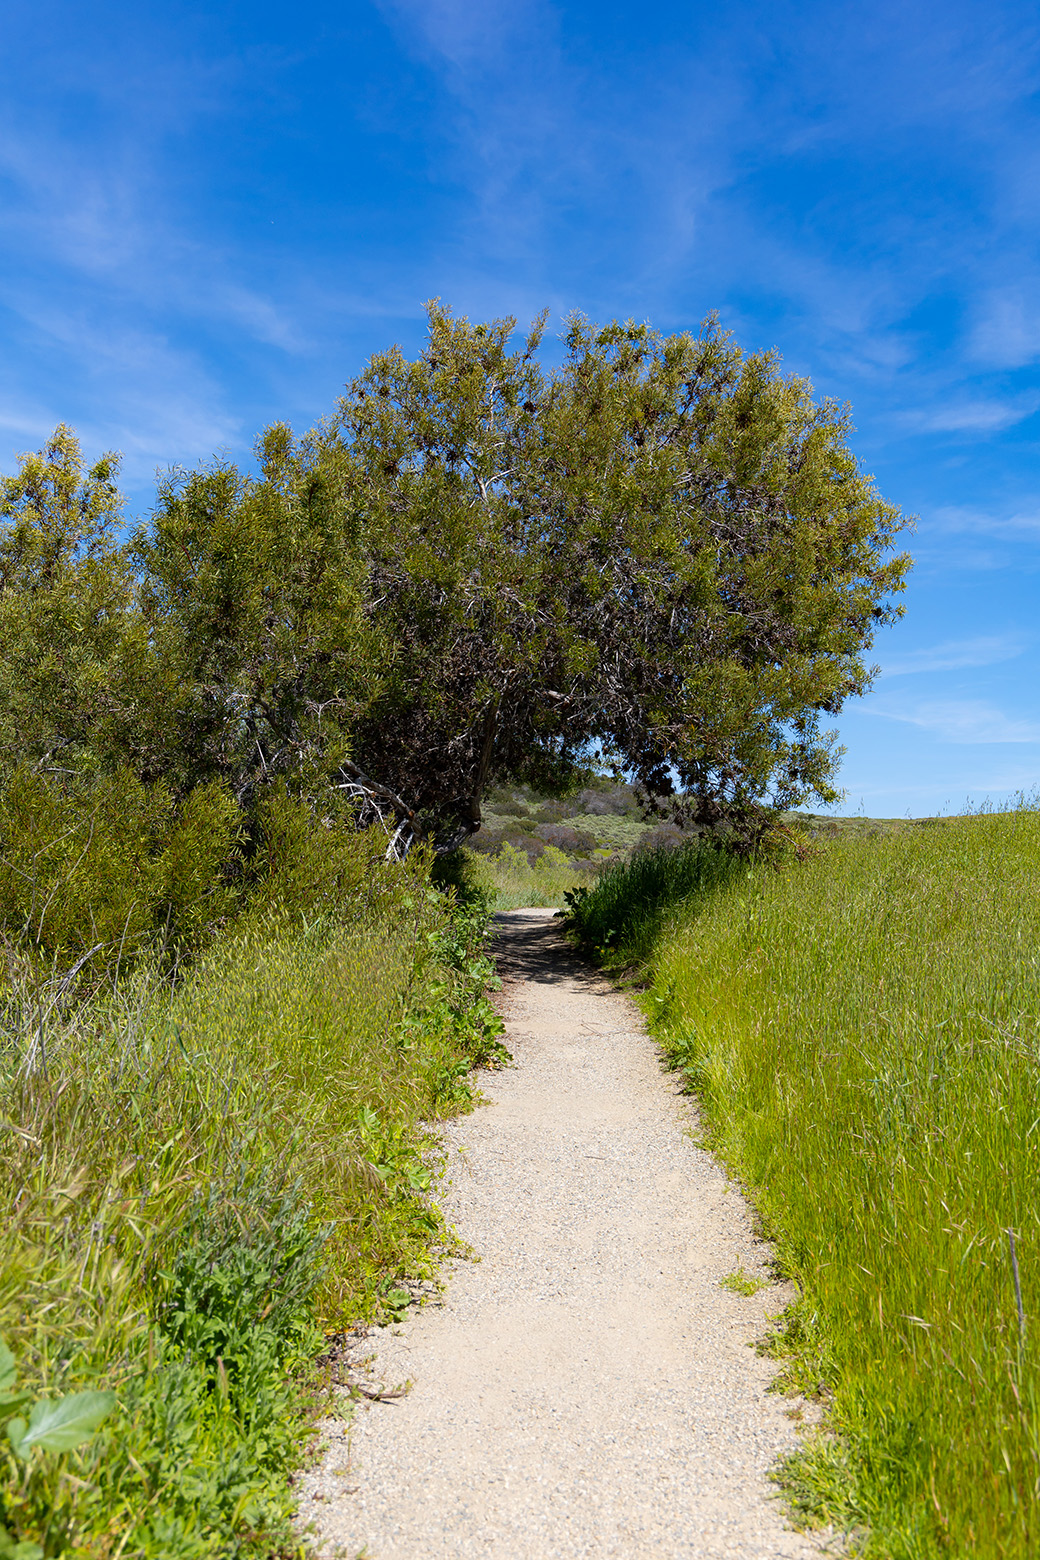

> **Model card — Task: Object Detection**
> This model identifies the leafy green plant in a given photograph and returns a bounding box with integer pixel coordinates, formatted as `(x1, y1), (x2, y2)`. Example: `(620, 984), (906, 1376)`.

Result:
(0, 1337), (114, 1560)
(357, 1106), (433, 1197)
(0, 860), (502, 1554)
(719, 1266), (765, 1297)
(154, 1168), (328, 1379)
(562, 837), (745, 967)
(0, 1533), (43, 1560)
(376, 1281), (415, 1326)
(0, 1339), (115, 1462)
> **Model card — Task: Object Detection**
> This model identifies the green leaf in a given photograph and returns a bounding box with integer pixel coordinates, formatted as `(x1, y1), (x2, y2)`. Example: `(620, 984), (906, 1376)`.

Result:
(0, 1339), (15, 1394)
(7, 1391), (115, 1458)
(0, 1534), (45, 1560)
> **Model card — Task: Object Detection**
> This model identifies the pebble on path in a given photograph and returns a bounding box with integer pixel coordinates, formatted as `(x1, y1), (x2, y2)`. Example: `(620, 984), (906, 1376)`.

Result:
(298, 908), (826, 1559)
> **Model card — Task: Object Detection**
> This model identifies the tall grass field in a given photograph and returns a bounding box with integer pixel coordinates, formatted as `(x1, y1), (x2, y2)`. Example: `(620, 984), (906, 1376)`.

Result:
(1, 823), (505, 1559)
(567, 812), (1040, 1557)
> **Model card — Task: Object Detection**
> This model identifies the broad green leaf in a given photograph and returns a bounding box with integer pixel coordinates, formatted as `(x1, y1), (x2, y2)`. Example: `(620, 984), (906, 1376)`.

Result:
(0, 1528), (43, 1560)
(0, 1340), (15, 1394)
(9, 1391), (115, 1457)
(0, 1534), (44, 1560)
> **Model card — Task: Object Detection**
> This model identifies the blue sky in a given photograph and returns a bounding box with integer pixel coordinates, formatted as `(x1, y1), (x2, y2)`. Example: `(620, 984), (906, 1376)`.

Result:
(3, 0), (1040, 816)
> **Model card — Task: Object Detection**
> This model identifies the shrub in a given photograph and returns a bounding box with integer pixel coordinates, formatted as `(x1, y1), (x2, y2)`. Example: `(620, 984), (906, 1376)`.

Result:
(534, 823), (597, 854)
(0, 767), (239, 983)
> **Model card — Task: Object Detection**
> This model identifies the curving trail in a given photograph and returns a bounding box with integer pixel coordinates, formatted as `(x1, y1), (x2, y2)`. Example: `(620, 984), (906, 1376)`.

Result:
(300, 908), (823, 1559)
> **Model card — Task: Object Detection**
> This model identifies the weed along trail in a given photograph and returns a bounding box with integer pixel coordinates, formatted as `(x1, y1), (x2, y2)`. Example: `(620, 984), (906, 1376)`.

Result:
(302, 909), (821, 1559)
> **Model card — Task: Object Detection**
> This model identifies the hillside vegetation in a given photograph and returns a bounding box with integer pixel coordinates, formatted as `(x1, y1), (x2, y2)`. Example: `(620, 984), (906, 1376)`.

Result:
(566, 811), (1040, 1558)
(449, 777), (684, 909)
(2, 305), (910, 866)
(0, 817), (505, 1559)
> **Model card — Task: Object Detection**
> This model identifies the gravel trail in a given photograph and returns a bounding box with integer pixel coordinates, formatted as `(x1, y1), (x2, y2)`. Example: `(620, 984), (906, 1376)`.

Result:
(301, 908), (822, 1559)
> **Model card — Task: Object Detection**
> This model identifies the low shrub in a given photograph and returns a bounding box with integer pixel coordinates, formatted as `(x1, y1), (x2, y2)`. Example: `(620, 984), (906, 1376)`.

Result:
(0, 766), (240, 981)
(484, 841), (597, 910)
(534, 824), (597, 854)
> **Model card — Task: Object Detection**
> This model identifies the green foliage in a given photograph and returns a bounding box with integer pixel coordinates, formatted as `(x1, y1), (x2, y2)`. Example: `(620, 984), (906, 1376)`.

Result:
(333, 304), (911, 841)
(244, 783), (420, 920)
(0, 1341), (116, 1557)
(0, 768), (439, 992)
(0, 767), (240, 982)
(0, 310), (910, 847)
(0, 1335), (114, 1558)
(534, 316), (912, 835)
(624, 810), (1040, 1558)
(0, 306), (911, 1549)
(0, 867), (502, 1555)
(430, 846), (498, 908)
(155, 1169), (328, 1381)
(6, 1392), (115, 1461)
(0, 426), (139, 788)
(131, 430), (381, 805)
(466, 840), (594, 911)
(719, 1266), (765, 1297)
(562, 838), (746, 966)
(357, 1106), (434, 1196)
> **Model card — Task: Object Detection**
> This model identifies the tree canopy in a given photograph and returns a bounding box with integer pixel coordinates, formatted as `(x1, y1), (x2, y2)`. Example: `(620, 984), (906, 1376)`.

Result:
(1, 306), (911, 851)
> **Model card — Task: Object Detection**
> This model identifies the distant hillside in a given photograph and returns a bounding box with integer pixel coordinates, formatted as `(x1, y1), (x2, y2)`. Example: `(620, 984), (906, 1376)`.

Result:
(474, 779), (687, 866)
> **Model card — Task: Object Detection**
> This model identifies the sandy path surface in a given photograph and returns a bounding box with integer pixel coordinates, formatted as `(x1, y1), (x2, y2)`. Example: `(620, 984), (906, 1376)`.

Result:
(300, 908), (822, 1559)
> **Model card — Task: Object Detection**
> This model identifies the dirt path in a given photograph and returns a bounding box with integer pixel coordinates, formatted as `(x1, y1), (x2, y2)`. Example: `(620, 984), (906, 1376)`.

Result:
(300, 909), (822, 1559)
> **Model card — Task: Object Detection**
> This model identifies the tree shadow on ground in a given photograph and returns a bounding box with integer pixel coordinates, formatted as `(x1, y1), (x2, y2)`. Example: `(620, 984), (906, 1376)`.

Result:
(490, 911), (606, 991)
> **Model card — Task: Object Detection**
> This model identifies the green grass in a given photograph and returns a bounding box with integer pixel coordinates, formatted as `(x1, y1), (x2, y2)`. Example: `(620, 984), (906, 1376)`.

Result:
(0, 881), (504, 1558)
(563, 838), (745, 966)
(443, 841), (599, 910)
(719, 1265), (766, 1297)
(566, 811), (1040, 1557)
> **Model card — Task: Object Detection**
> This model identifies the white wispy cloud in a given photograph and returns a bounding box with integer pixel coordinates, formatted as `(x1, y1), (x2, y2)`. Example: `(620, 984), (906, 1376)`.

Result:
(4, 303), (242, 481)
(213, 287), (311, 354)
(0, 401), (67, 445)
(909, 395), (1040, 433)
(928, 506), (1040, 540)
(2, 0), (1040, 557)
(880, 633), (1029, 676)
(970, 287), (1040, 369)
(0, 121), (310, 355)
(375, 0), (542, 71)
(0, 111), (311, 489)
(867, 698), (1040, 743)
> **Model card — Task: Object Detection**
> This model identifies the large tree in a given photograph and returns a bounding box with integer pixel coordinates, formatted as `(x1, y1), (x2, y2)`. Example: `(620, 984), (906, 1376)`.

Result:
(131, 424), (381, 806)
(1, 307), (911, 850)
(331, 305), (911, 844)
(530, 314), (911, 830)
